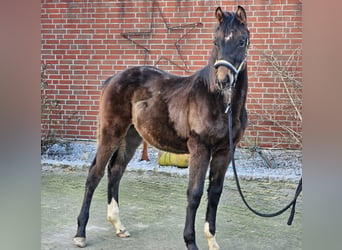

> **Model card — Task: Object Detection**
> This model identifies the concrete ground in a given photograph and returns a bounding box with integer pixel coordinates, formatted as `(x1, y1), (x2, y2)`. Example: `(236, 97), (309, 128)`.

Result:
(41, 169), (302, 250)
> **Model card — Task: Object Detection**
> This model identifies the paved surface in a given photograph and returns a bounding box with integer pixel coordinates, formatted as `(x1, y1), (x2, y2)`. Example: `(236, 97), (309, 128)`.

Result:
(41, 168), (302, 250)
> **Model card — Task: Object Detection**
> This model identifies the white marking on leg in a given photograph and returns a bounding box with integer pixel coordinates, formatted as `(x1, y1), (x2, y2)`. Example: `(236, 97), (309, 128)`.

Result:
(107, 198), (130, 237)
(204, 222), (220, 250)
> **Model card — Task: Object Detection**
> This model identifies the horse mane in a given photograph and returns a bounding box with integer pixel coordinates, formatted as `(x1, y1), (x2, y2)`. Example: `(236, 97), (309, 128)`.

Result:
(163, 59), (217, 102)
(161, 59), (218, 138)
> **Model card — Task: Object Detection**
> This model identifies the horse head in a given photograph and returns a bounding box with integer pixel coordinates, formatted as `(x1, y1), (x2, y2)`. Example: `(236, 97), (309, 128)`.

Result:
(213, 6), (250, 90)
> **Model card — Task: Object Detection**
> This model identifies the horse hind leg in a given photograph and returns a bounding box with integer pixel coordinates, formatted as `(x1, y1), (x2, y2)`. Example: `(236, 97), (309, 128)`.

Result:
(74, 121), (131, 248)
(74, 148), (116, 247)
(107, 125), (142, 238)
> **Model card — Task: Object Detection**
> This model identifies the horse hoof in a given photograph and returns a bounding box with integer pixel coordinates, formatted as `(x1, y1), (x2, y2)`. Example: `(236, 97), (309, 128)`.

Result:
(116, 229), (131, 238)
(74, 237), (86, 248)
(209, 244), (220, 250)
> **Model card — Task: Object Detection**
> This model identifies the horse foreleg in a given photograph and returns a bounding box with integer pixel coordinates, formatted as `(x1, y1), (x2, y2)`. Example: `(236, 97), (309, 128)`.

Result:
(107, 125), (142, 238)
(183, 137), (211, 250)
(204, 149), (230, 250)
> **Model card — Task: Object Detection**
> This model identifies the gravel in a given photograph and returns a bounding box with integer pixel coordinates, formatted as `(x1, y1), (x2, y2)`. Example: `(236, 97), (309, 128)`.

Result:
(41, 141), (302, 182)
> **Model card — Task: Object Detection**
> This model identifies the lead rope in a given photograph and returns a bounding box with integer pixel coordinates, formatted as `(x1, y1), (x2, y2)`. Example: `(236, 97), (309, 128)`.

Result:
(226, 101), (302, 225)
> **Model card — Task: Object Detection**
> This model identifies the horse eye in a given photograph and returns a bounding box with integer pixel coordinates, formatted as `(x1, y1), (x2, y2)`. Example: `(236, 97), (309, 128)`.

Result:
(213, 40), (218, 46)
(239, 39), (246, 47)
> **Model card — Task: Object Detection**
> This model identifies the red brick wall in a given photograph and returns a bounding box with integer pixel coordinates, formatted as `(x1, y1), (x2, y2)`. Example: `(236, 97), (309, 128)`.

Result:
(41, 0), (302, 149)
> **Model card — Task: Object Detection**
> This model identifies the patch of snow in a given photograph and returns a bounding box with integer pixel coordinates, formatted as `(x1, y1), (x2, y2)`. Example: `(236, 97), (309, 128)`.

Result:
(41, 142), (302, 182)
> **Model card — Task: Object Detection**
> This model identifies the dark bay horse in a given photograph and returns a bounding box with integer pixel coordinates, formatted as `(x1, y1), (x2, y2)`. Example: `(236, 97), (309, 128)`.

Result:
(74, 6), (250, 250)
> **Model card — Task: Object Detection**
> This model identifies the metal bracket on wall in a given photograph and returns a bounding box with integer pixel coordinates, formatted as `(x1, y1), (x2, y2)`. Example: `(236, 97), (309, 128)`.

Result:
(120, 1), (203, 72)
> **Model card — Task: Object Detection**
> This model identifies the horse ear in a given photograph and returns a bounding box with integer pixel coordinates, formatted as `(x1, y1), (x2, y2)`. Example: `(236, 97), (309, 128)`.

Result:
(215, 7), (225, 23)
(236, 6), (247, 25)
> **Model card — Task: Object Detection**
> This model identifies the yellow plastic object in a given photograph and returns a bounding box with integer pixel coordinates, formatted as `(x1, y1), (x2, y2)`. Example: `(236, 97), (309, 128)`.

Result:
(158, 151), (189, 168)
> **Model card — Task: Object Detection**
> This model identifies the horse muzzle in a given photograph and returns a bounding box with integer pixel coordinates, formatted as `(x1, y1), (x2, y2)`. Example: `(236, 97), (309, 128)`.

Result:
(214, 59), (245, 89)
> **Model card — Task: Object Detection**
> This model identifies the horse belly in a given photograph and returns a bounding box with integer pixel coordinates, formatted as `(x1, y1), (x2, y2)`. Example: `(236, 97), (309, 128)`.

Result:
(132, 99), (188, 154)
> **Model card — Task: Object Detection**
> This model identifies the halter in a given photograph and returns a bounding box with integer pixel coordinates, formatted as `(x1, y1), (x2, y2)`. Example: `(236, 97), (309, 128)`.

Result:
(213, 41), (248, 88)
(214, 58), (246, 76)
(213, 59), (246, 91)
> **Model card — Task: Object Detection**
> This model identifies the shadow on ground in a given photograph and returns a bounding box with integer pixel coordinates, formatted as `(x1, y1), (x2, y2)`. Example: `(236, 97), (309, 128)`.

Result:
(41, 169), (302, 250)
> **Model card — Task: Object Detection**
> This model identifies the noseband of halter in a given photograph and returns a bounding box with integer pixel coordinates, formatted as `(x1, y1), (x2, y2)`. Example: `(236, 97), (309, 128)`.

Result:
(214, 58), (246, 85)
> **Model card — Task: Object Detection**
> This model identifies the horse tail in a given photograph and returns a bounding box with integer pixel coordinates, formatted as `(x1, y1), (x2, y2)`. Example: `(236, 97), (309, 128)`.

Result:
(96, 115), (100, 143)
